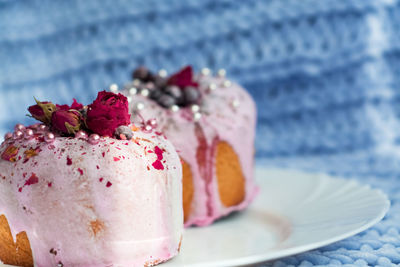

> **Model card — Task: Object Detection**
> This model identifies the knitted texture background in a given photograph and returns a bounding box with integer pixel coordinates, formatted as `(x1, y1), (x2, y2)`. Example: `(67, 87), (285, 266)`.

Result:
(1, 0), (400, 266)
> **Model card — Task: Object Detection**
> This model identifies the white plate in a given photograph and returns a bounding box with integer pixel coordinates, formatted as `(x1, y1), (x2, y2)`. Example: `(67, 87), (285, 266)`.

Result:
(0, 167), (390, 267)
(164, 167), (390, 267)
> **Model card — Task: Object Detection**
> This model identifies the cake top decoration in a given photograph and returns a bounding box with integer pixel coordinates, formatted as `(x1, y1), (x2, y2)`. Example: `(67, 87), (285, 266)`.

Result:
(130, 65), (201, 109)
(27, 91), (131, 138)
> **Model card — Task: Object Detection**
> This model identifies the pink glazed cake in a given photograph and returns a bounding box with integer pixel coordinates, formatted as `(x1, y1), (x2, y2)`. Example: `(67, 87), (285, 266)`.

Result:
(119, 66), (258, 227)
(0, 92), (183, 267)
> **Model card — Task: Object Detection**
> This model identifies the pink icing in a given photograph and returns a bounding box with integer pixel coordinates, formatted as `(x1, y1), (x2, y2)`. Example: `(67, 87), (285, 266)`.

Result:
(0, 127), (183, 266)
(127, 74), (258, 227)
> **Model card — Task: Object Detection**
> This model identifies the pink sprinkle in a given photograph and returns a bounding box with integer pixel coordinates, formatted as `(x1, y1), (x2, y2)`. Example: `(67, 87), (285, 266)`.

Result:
(48, 182), (52, 187)
(77, 168), (83, 175)
(152, 160), (164, 170)
(19, 173), (40, 192)
(113, 157), (120, 161)
(102, 152), (105, 157)
(81, 152), (87, 155)
(25, 173), (39, 186)
(154, 146), (164, 160)
(99, 178), (104, 182)
(110, 142), (115, 145)
(106, 181), (112, 187)
(115, 147), (121, 150)
(96, 165), (99, 169)
(67, 157), (72, 166)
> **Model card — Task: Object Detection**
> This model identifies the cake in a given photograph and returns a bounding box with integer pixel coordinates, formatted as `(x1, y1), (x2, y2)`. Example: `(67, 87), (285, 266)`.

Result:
(0, 92), (183, 267)
(118, 66), (258, 227)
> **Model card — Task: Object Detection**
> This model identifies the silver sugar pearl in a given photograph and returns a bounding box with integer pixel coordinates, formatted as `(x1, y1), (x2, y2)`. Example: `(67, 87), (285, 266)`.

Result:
(75, 130), (88, 140)
(24, 129), (34, 139)
(4, 132), (13, 140)
(209, 83), (217, 91)
(231, 99), (240, 109)
(193, 112), (202, 121)
(158, 69), (168, 78)
(109, 84), (119, 93)
(44, 132), (55, 143)
(170, 105), (180, 112)
(88, 134), (100, 145)
(135, 102), (145, 111)
(217, 69), (226, 77)
(133, 79), (141, 87)
(127, 96), (132, 103)
(191, 104), (200, 113)
(38, 125), (48, 132)
(13, 130), (24, 139)
(201, 68), (211, 76)
(140, 89), (150, 97)
(14, 124), (26, 132)
(129, 87), (138, 95)
(223, 80), (232, 88)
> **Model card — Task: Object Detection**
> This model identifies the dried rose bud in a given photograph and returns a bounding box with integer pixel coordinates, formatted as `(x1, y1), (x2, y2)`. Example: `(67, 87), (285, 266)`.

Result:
(28, 98), (57, 124)
(51, 109), (82, 134)
(86, 91), (130, 137)
(56, 98), (84, 111)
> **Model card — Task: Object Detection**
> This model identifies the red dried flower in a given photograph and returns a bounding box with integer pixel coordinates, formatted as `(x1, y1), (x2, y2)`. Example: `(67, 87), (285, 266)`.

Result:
(28, 99), (57, 124)
(56, 98), (83, 111)
(51, 109), (82, 134)
(167, 65), (199, 88)
(86, 91), (131, 137)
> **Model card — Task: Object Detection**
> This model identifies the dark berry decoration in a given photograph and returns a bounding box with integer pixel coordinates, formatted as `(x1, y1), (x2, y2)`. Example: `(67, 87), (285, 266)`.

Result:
(184, 86), (200, 103)
(150, 89), (163, 101)
(154, 75), (167, 88)
(132, 66), (150, 81)
(165, 85), (183, 100)
(131, 65), (202, 109)
(115, 125), (134, 140)
(158, 94), (176, 108)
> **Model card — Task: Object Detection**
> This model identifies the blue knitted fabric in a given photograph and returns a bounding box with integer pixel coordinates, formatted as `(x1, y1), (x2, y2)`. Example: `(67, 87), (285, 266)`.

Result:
(1, 0), (400, 266)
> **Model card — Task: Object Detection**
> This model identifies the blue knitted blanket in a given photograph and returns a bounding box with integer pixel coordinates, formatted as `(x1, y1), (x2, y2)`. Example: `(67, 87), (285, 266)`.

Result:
(1, 0), (400, 266)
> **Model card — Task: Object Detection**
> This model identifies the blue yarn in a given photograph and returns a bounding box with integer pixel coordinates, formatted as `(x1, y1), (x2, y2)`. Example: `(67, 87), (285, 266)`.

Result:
(1, 0), (400, 266)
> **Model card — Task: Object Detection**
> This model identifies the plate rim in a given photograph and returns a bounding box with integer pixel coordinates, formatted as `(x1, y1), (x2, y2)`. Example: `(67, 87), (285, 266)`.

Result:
(181, 167), (391, 267)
